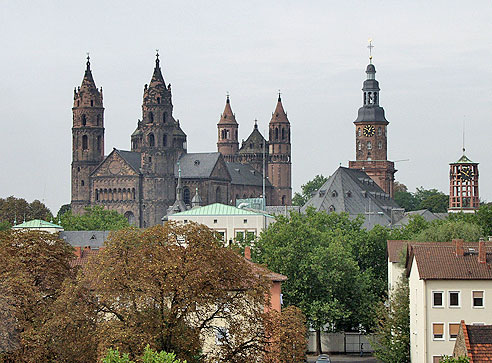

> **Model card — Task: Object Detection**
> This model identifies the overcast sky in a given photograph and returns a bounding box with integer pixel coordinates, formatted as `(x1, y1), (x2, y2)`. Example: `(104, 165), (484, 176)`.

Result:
(1, 1), (491, 214)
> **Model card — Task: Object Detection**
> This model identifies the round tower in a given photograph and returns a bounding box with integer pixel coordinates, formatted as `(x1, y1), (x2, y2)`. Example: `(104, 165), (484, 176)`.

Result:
(217, 95), (239, 161)
(268, 93), (292, 206)
(71, 56), (105, 214)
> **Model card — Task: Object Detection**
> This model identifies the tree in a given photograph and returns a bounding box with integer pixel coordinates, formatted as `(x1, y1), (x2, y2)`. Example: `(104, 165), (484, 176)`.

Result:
(103, 345), (187, 363)
(41, 223), (286, 362)
(254, 208), (380, 354)
(393, 187), (449, 213)
(263, 306), (307, 363)
(418, 192), (449, 213)
(393, 191), (418, 211)
(57, 204), (71, 217)
(475, 203), (492, 236)
(393, 181), (408, 193)
(0, 230), (74, 362)
(413, 219), (482, 242)
(292, 175), (328, 206)
(372, 278), (410, 363)
(0, 196), (52, 225)
(439, 356), (470, 363)
(59, 205), (129, 230)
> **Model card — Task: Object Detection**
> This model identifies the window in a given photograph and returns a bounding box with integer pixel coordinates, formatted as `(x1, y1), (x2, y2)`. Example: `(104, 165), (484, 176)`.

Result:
(163, 112), (167, 123)
(236, 231), (245, 240)
(449, 323), (460, 340)
(163, 134), (167, 147)
(282, 128), (285, 139)
(433, 357), (443, 363)
(367, 141), (372, 150)
(358, 142), (362, 151)
(82, 114), (87, 126)
(449, 291), (460, 307)
(157, 97), (160, 104)
(213, 219), (218, 224)
(473, 291), (484, 308)
(378, 141), (382, 149)
(378, 127), (382, 136)
(215, 327), (229, 345)
(81, 180), (85, 186)
(432, 291), (444, 308)
(148, 133), (155, 147)
(243, 219), (247, 224)
(433, 323), (444, 340)
(97, 136), (101, 151)
(97, 114), (101, 125)
(183, 187), (190, 205)
(82, 135), (88, 150)
(90, 100), (94, 107)
(275, 127), (279, 140)
(148, 112), (154, 123)
(216, 231), (225, 242)
(245, 231), (255, 242)
(357, 128), (361, 136)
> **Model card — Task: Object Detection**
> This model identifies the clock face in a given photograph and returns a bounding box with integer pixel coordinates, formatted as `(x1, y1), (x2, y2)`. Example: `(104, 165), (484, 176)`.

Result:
(363, 125), (376, 137)
(459, 166), (474, 181)
(109, 160), (122, 175)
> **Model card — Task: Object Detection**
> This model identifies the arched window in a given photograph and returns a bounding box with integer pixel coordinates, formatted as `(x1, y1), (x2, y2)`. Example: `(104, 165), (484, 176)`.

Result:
(97, 114), (101, 126)
(163, 112), (167, 123)
(281, 195), (286, 205)
(363, 92), (367, 105)
(157, 97), (161, 104)
(149, 112), (154, 123)
(97, 136), (101, 151)
(374, 92), (378, 104)
(163, 134), (167, 147)
(282, 128), (285, 139)
(90, 100), (94, 107)
(124, 211), (135, 225)
(216, 187), (221, 203)
(367, 141), (372, 150)
(95, 189), (99, 201)
(82, 135), (88, 150)
(358, 142), (361, 151)
(77, 100), (80, 107)
(82, 114), (87, 126)
(358, 128), (361, 136)
(378, 127), (382, 136)
(328, 205), (335, 212)
(132, 188), (136, 200)
(275, 127), (279, 140)
(81, 180), (85, 186)
(331, 190), (338, 197)
(378, 141), (382, 149)
(183, 187), (191, 205)
(148, 133), (155, 147)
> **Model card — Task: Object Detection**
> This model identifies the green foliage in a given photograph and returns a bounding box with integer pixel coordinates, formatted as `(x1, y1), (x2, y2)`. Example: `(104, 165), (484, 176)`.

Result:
(474, 203), (492, 236)
(389, 215), (430, 240)
(292, 174), (328, 206)
(60, 205), (129, 231)
(103, 345), (186, 363)
(254, 208), (383, 334)
(372, 279), (410, 363)
(413, 219), (482, 242)
(439, 356), (470, 363)
(0, 196), (52, 225)
(57, 203), (71, 217)
(393, 187), (448, 213)
(0, 220), (10, 231)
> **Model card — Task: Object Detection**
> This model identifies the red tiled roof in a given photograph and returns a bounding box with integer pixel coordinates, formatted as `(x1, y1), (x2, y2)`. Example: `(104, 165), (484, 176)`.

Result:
(387, 240), (410, 262)
(409, 243), (492, 280)
(69, 248), (100, 267)
(462, 321), (492, 362)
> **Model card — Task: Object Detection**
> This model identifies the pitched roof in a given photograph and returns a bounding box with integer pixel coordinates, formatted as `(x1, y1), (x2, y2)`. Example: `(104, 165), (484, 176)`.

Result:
(387, 240), (410, 263)
(409, 242), (492, 280)
(452, 153), (477, 164)
(226, 162), (270, 187)
(239, 123), (267, 155)
(60, 231), (111, 248)
(12, 219), (63, 229)
(177, 153), (225, 179)
(391, 209), (447, 228)
(301, 166), (400, 229)
(115, 149), (141, 172)
(70, 247), (101, 267)
(461, 321), (492, 362)
(217, 96), (238, 125)
(269, 96), (289, 124)
(171, 203), (271, 217)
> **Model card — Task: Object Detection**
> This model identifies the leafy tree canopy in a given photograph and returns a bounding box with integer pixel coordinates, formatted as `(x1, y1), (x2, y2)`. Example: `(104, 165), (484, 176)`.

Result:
(394, 186), (449, 213)
(103, 345), (187, 363)
(60, 205), (129, 231)
(292, 175), (328, 206)
(0, 196), (52, 225)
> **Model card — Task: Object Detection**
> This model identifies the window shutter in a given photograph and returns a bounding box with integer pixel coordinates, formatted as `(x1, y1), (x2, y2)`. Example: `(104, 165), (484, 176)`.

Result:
(433, 323), (444, 335)
(473, 291), (484, 298)
(449, 323), (460, 336)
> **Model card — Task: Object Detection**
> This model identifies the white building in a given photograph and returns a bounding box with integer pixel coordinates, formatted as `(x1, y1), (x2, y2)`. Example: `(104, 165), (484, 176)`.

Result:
(407, 239), (492, 363)
(167, 203), (275, 245)
(12, 219), (64, 233)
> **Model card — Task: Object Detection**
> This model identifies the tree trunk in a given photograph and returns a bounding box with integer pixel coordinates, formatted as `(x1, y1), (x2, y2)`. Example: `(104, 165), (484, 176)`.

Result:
(316, 328), (323, 355)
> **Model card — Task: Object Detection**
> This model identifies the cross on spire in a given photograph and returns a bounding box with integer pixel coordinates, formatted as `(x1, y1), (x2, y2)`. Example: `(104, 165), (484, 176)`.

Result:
(86, 52), (91, 69)
(278, 89), (282, 101)
(367, 39), (374, 64)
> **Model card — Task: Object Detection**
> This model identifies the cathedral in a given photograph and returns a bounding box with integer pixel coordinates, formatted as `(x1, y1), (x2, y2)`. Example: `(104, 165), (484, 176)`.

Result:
(71, 54), (292, 227)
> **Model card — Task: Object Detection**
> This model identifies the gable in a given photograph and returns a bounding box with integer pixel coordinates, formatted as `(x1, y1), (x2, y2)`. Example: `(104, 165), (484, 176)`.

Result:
(210, 155), (232, 181)
(91, 150), (140, 178)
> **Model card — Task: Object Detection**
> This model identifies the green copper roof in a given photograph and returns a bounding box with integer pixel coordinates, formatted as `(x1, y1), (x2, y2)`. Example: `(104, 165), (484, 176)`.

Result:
(451, 153), (476, 164)
(172, 203), (269, 216)
(12, 219), (63, 229)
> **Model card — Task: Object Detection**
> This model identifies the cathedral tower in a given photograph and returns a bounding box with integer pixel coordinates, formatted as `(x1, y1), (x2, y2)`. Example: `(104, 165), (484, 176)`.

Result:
(71, 56), (104, 214)
(217, 95), (239, 161)
(131, 53), (187, 225)
(349, 57), (396, 197)
(448, 149), (479, 213)
(268, 94), (292, 205)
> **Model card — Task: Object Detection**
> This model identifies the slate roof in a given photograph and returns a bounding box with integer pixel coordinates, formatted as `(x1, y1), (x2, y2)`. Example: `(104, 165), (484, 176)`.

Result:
(177, 153), (226, 179)
(226, 162), (270, 187)
(391, 209), (448, 228)
(452, 153), (477, 164)
(12, 219), (63, 229)
(461, 321), (492, 362)
(409, 243), (492, 280)
(172, 203), (270, 217)
(60, 230), (111, 248)
(301, 167), (401, 229)
(239, 124), (267, 155)
(115, 149), (141, 172)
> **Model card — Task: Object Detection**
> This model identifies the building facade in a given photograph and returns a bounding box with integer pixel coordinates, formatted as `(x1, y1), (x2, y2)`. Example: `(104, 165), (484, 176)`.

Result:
(348, 61), (396, 197)
(71, 55), (292, 227)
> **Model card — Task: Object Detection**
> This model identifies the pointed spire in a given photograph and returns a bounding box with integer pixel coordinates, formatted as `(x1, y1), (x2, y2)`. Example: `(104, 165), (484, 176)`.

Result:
(218, 93), (238, 125)
(149, 50), (165, 88)
(270, 92), (289, 124)
(254, 119), (258, 129)
(80, 52), (97, 90)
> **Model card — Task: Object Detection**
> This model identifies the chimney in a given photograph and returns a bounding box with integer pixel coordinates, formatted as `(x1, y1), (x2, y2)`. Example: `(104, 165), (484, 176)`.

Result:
(74, 246), (82, 258)
(478, 240), (486, 264)
(454, 239), (464, 257)
(244, 246), (251, 261)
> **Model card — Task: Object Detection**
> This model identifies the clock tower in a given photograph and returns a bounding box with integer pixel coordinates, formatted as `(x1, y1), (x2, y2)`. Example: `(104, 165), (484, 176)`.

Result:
(448, 149), (479, 213)
(348, 53), (396, 197)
